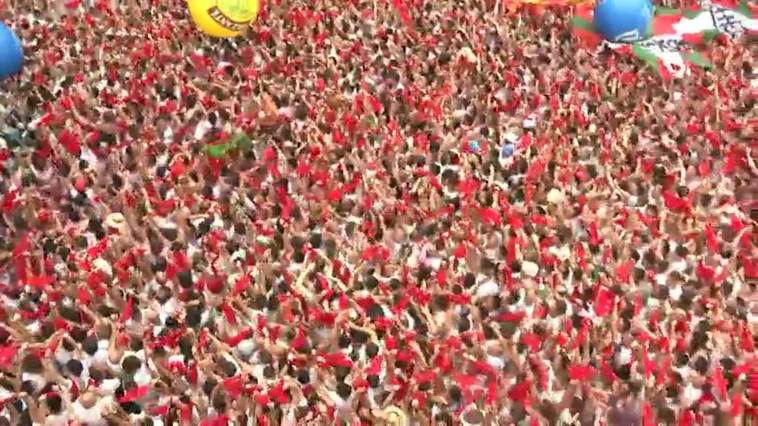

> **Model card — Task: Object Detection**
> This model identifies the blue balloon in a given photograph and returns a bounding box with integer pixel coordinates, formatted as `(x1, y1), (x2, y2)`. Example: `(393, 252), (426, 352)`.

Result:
(593, 0), (654, 43)
(0, 22), (23, 80)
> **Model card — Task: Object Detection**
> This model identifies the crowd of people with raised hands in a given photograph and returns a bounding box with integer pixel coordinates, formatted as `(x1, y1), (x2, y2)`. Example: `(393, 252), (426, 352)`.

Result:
(0, 0), (755, 424)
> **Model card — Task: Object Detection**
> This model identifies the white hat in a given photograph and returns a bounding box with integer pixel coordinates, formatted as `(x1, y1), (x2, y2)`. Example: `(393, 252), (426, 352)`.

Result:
(237, 339), (256, 357)
(546, 188), (565, 205)
(93, 258), (113, 276)
(522, 261), (539, 278)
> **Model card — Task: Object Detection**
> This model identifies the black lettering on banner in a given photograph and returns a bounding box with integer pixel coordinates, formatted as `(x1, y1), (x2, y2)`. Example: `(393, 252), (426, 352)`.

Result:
(709, 5), (745, 38)
(208, 7), (246, 31)
(637, 37), (687, 52)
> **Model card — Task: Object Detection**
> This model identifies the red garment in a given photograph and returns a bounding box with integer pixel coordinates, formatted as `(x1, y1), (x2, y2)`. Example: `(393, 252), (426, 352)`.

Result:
(118, 385), (150, 403)
(568, 364), (596, 381)
(223, 376), (244, 398)
(507, 380), (531, 402)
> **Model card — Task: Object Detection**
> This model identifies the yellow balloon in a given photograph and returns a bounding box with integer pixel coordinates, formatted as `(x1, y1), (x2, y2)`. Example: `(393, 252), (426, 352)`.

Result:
(187, 0), (260, 38)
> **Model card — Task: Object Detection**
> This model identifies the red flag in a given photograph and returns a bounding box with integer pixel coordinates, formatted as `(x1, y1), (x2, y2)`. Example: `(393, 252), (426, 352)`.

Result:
(321, 353), (353, 368)
(713, 366), (728, 399)
(268, 380), (290, 404)
(507, 380), (531, 402)
(223, 376), (244, 398)
(225, 328), (254, 347)
(521, 333), (542, 352)
(595, 287), (616, 316)
(730, 391), (743, 417)
(642, 403), (655, 426)
(568, 364), (596, 381)
(220, 302), (238, 325)
(704, 223), (720, 253)
(12, 233), (30, 258)
(453, 374), (478, 389)
(78, 287), (92, 306)
(389, 0), (414, 29)
(150, 405), (169, 416)
(366, 355), (384, 376)
(26, 274), (55, 290)
(641, 347), (655, 379)
(120, 296), (134, 323)
(600, 360), (617, 382)
(291, 327), (307, 350)
(118, 385), (150, 403)
(478, 207), (502, 226)
(493, 311), (526, 323)
(616, 260), (633, 283)
(0, 345), (19, 369)
(414, 370), (436, 384)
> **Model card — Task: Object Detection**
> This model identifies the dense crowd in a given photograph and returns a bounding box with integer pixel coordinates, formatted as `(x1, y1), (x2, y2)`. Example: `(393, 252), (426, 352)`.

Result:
(0, 0), (756, 424)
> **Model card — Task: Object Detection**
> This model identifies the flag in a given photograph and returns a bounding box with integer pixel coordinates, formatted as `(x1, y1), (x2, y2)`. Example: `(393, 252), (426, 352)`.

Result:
(118, 385), (150, 403)
(205, 141), (236, 159)
(571, 0), (756, 78)
(205, 132), (253, 158)
(571, 4), (604, 47)
(631, 37), (712, 79)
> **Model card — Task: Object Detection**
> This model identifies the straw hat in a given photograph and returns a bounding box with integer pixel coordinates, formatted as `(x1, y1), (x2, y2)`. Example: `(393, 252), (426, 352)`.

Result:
(104, 212), (127, 234)
(376, 406), (407, 426)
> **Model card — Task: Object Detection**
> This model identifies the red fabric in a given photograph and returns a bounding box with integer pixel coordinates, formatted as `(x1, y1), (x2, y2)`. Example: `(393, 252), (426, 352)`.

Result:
(223, 376), (244, 398)
(120, 296), (134, 323)
(0, 345), (19, 369)
(320, 353), (353, 368)
(595, 287), (616, 317)
(118, 385), (150, 403)
(507, 380), (531, 402)
(568, 364), (596, 381)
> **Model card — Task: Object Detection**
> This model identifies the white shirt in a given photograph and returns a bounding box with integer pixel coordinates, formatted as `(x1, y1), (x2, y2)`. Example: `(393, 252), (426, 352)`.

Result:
(194, 120), (212, 141)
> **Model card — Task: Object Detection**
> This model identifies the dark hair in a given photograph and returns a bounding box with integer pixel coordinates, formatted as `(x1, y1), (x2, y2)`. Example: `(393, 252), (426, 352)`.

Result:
(89, 367), (104, 383)
(70, 326), (88, 342)
(46, 393), (62, 413)
(263, 365), (275, 379)
(297, 369), (310, 384)
(186, 305), (202, 328)
(178, 270), (193, 288)
(122, 355), (142, 376)
(309, 232), (322, 249)
(336, 382), (352, 399)
(203, 378), (217, 396)
(366, 342), (379, 358)
(66, 359), (83, 377)
(21, 355), (43, 374)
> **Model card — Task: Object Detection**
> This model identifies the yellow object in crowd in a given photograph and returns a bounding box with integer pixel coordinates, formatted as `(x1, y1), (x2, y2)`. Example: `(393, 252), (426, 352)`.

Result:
(187, 0), (260, 38)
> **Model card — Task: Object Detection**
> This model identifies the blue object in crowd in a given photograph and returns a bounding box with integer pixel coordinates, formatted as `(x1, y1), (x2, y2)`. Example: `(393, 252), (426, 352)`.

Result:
(468, 140), (480, 153)
(0, 22), (23, 80)
(500, 143), (515, 158)
(593, 0), (654, 43)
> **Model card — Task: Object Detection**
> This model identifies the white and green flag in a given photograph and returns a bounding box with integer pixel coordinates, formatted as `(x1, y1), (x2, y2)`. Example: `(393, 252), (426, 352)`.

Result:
(572, 0), (757, 79)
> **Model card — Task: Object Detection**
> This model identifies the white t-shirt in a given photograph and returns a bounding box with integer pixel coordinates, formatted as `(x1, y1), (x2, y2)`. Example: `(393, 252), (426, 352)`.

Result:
(194, 120), (213, 141)
(73, 398), (113, 426)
